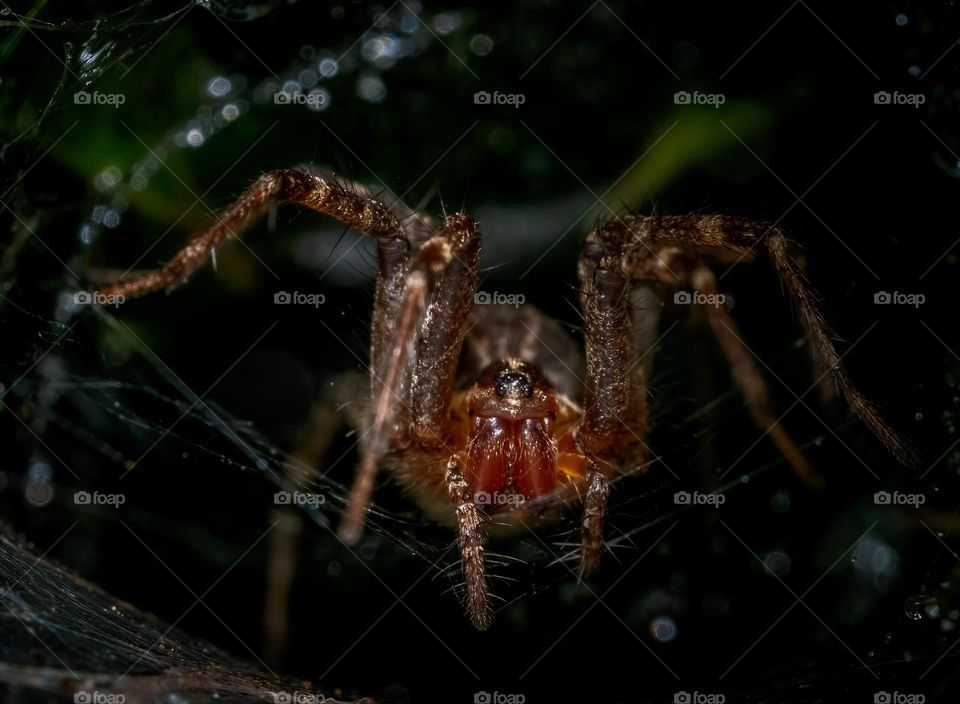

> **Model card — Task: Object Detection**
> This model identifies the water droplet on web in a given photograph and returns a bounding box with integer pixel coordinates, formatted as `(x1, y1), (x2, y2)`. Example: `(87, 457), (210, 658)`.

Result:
(206, 75), (232, 97)
(25, 482), (53, 507)
(470, 34), (494, 57)
(307, 88), (330, 112)
(185, 128), (204, 148)
(95, 166), (123, 192)
(771, 490), (791, 513)
(904, 595), (925, 620)
(28, 462), (52, 483)
(649, 615), (677, 642)
(357, 74), (387, 103)
(221, 103), (240, 121)
(432, 12), (460, 35)
(319, 57), (339, 78)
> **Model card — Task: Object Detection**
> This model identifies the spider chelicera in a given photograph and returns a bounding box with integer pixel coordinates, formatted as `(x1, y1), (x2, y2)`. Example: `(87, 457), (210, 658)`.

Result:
(97, 166), (911, 629)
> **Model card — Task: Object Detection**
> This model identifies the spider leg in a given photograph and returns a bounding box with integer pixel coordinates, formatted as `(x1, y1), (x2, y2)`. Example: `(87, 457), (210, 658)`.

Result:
(410, 213), (481, 446)
(687, 261), (819, 484)
(594, 213), (914, 463)
(337, 263), (429, 544)
(339, 213), (480, 543)
(763, 231), (917, 464)
(580, 465), (610, 574)
(574, 236), (650, 573)
(350, 213), (490, 630)
(91, 165), (463, 539)
(361, 212), (484, 625)
(575, 211), (912, 572)
(97, 168), (424, 300)
(445, 457), (488, 630)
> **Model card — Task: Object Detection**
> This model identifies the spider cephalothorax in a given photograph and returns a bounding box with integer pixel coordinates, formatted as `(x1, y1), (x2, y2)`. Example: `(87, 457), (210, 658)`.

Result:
(96, 166), (912, 629)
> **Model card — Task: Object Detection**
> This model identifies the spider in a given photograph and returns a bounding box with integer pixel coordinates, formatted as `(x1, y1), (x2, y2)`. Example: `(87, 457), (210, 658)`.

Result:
(96, 166), (911, 630)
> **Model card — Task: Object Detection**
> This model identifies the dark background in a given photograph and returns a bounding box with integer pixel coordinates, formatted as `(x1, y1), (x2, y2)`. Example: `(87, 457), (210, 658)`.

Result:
(1, 1), (959, 702)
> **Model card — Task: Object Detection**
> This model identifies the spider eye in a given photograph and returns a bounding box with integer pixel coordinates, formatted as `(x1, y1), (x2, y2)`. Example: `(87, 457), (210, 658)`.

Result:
(494, 371), (533, 399)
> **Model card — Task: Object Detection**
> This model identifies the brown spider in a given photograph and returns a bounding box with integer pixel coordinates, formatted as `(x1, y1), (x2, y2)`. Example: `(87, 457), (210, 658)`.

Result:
(96, 166), (912, 630)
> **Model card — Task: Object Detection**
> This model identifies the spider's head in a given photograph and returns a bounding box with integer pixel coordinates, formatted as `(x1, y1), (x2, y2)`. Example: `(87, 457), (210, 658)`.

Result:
(464, 359), (558, 510)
